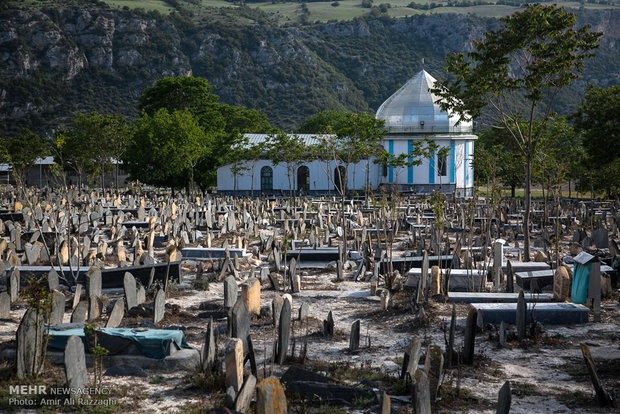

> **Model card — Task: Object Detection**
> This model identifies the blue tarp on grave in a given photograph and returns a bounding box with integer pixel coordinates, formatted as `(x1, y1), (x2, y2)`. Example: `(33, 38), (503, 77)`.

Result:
(48, 328), (191, 359)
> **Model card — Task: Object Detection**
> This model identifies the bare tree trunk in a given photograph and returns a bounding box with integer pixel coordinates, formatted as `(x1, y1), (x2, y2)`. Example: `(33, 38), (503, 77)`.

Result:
(524, 154), (532, 261)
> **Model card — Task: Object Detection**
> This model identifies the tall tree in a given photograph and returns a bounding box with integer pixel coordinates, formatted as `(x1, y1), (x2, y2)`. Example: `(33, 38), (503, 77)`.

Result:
(123, 108), (208, 192)
(298, 110), (349, 134)
(1, 128), (46, 188)
(431, 4), (601, 259)
(267, 132), (308, 198)
(572, 85), (620, 198)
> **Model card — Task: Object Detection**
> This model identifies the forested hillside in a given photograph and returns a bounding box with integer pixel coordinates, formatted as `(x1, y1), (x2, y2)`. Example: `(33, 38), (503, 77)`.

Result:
(0, 0), (617, 135)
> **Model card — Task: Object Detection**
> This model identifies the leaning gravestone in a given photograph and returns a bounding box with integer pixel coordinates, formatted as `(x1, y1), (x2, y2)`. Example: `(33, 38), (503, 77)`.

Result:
(106, 298), (125, 328)
(0, 291), (10, 319)
(64, 335), (88, 392)
(17, 308), (44, 379)
(154, 289), (165, 324)
(123, 272), (138, 310)
(71, 302), (88, 323)
(50, 290), (65, 326)
(72, 284), (83, 310)
(496, 381), (512, 414)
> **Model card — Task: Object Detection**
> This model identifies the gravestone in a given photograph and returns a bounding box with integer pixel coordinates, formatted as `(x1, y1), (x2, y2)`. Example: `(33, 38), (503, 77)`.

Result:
(17, 308), (43, 379)
(0, 292), (10, 318)
(48, 269), (60, 292)
(516, 291), (526, 340)
(323, 311), (334, 338)
(72, 284), (83, 310)
(88, 295), (101, 321)
(427, 345), (443, 401)
(9, 267), (19, 303)
(496, 381), (511, 414)
(225, 338), (244, 392)
(272, 295), (284, 327)
(380, 392), (390, 414)
(447, 305), (456, 368)
(241, 277), (261, 316)
(154, 289), (165, 324)
(86, 267), (102, 299)
(581, 343), (616, 408)
(412, 369), (431, 414)
(256, 376), (287, 414)
(592, 228), (609, 249)
(64, 335), (88, 392)
(224, 276), (238, 309)
(463, 308), (477, 364)
(71, 302), (87, 323)
(50, 290), (65, 326)
(298, 302), (309, 321)
(402, 337), (422, 380)
(499, 321), (506, 348)
(123, 272), (138, 310)
(349, 320), (361, 352)
(230, 300), (250, 354)
(106, 298), (125, 328)
(201, 317), (216, 374)
(136, 285), (146, 305)
(276, 298), (291, 364)
(235, 374), (257, 413)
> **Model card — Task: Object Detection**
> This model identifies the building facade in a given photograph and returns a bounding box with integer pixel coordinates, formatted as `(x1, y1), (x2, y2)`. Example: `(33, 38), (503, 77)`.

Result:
(217, 69), (476, 196)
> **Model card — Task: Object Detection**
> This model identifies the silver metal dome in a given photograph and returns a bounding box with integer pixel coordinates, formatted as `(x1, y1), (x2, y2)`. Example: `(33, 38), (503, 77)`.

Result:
(376, 70), (472, 134)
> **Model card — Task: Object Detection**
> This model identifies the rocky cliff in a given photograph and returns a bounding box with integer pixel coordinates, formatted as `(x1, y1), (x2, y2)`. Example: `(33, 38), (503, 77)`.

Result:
(0, 3), (617, 135)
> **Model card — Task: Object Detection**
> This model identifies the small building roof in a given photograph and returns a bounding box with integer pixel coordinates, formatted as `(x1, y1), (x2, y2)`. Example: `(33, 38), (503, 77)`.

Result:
(376, 70), (473, 135)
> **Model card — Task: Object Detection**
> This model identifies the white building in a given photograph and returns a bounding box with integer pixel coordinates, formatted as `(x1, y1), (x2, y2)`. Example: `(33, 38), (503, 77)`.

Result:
(217, 69), (476, 196)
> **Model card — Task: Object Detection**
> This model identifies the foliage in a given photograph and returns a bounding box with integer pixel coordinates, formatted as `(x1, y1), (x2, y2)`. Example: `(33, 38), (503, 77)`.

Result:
(1, 129), (46, 187)
(572, 84), (620, 198)
(84, 324), (110, 388)
(431, 4), (601, 258)
(21, 275), (53, 379)
(267, 131), (310, 196)
(297, 110), (349, 134)
(124, 108), (208, 190)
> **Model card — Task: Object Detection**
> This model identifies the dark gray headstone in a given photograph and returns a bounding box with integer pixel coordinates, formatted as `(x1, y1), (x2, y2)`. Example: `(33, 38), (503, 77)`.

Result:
(201, 317), (216, 374)
(88, 295), (101, 321)
(154, 289), (165, 324)
(106, 298), (125, 328)
(276, 297), (291, 364)
(230, 300), (250, 354)
(323, 310), (334, 338)
(224, 275), (238, 309)
(64, 335), (88, 391)
(447, 304), (456, 368)
(428, 345), (443, 401)
(349, 320), (361, 352)
(463, 308), (477, 365)
(499, 321), (506, 348)
(516, 290), (526, 340)
(592, 228), (609, 249)
(496, 381), (511, 414)
(298, 302), (309, 321)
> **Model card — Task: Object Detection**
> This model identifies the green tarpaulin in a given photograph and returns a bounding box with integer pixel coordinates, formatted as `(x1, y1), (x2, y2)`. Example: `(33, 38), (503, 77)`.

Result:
(48, 328), (192, 360)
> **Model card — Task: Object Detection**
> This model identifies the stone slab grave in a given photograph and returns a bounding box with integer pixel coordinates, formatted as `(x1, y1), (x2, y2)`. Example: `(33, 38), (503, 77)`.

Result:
(515, 270), (555, 291)
(182, 247), (248, 261)
(405, 268), (484, 291)
(7, 266), (90, 285)
(98, 262), (182, 289)
(284, 247), (346, 267)
(381, 255), (455, 273)
(473, 302), (589, 325)
(122, 221), (151, 230)
(448, 292), (553, 303)
(501, 261), (550, 274)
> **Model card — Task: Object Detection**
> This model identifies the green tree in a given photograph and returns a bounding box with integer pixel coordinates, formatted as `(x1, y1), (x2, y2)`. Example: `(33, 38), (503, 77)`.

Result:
(267, 132), (308, 197)
(298, 110), (349, 134)
(572, 85), (620, 198)
(124, 108), (208, 192)
(1, 128), (46, 188)
(431, 4), (601, 259)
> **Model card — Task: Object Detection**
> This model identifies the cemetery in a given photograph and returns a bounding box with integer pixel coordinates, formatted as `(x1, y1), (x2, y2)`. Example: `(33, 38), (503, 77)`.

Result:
(0, 188), (617, 413)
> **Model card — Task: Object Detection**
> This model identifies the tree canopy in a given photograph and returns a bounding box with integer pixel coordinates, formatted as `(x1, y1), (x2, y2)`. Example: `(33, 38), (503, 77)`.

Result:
(1, 128), (46, 187)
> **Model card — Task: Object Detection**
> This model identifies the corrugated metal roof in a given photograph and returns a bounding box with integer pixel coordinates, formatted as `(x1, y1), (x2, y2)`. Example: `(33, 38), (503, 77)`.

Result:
(244, 133), (334, 147)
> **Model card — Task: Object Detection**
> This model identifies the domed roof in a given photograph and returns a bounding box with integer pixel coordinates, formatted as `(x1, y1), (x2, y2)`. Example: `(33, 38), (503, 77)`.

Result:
(376, 70), (472, 134)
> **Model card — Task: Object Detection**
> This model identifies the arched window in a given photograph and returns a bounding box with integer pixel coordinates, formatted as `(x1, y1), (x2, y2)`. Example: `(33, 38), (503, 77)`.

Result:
(334, 166), (346, 194)
(297, 165), (310, 192)
(260, 166), (273, 191)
